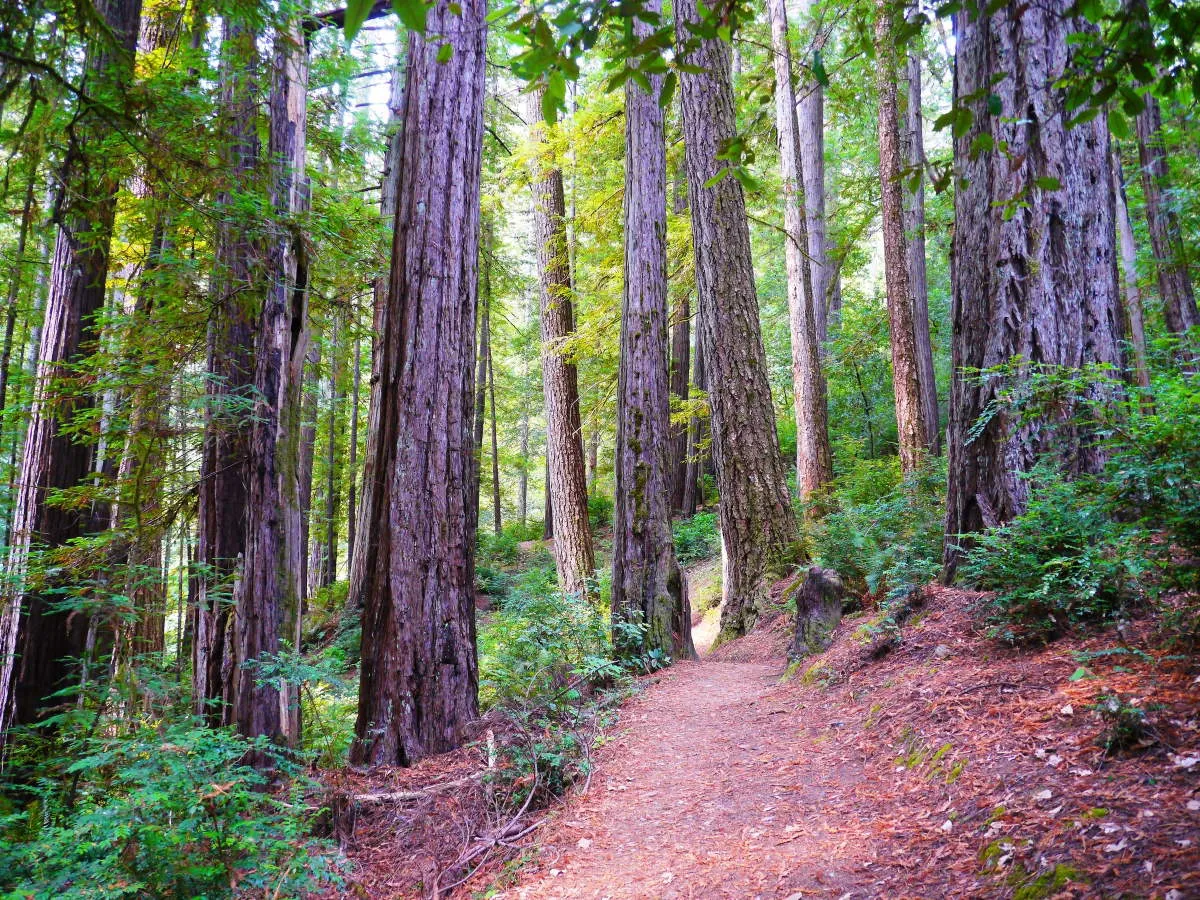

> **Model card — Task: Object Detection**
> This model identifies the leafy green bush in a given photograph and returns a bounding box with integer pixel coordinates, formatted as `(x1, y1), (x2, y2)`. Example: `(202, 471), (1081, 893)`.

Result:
(0, 723), (342, 899)
(587, 492), (613, 530)
(672, 512), (719, 564)
(805, 461), (944, 601)
(958, 471), (1148, 645)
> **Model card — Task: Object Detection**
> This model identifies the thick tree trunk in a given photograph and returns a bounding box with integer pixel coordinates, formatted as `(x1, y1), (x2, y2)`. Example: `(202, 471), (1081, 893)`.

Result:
(902, 24), (940, 453)
(348, 48), (404, 610)
(351, 0), (485, 766)
(230, 15), (310, 753)
(613, 0), (695, 663)
(769, 0), (834, 504)
(675, 0), (800, 642)
(796, 0), (838, 337)
(875, 0), (931, 474)
(527, 85), (595, 599)
(1111, 149), (1151, 391)
(0, 0), (142, 740)
(943, 1), (1124, 579)
(193, 17), (260, 723)
(1124, 0), (1199, 341)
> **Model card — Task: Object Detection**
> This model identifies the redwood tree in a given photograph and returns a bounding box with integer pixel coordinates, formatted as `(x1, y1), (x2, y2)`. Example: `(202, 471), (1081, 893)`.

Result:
(943, 0), (1124, 578)
(352, 0), (486, 766)
(675, 0), (799, 641)
(0, 0), (143, 740)
(612, 0), (695, 663)
(527, 85), (595, 599)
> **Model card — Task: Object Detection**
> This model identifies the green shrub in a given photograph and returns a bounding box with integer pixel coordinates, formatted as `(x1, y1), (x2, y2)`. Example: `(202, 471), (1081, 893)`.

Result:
(958, 471), (1148, 645)
(0, 723), (342, 899)
(672, 512), (719, 564)
(587, 492), (614, 529)
(805, 461), (944, 600)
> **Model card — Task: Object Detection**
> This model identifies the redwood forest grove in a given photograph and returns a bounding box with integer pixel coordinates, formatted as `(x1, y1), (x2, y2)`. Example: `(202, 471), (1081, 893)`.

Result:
(0, 0), (1199, 896)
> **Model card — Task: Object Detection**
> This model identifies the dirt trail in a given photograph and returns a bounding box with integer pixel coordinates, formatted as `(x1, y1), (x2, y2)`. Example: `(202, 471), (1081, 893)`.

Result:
(502, 657), (866, 899)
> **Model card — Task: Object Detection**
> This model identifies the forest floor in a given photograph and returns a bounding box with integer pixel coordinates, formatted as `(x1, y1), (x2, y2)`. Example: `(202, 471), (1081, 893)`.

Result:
(334, 566), (1200, 899)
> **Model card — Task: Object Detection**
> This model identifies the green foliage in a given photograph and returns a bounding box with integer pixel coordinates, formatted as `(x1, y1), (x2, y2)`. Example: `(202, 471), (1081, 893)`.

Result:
(806, 462), (945, 600)
(959, 471), (1148, 645)
(587, 492), (614, 530)
(1088, 693), (1151, 756)
(0, 723), (341, 899)
(672, 512), (719, 564)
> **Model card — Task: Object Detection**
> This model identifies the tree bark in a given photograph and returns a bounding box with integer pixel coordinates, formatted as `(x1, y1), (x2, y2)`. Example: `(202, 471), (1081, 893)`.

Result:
(229, 13), (310, 753)
(351, 0), (486, 766)
(875, 0), (931, 474)
(769, 0), (834, 504)
(193, 16), (260, 724)
(675, 0), (800, 642)
(1110, 148), (1151, 391)
(796, 0), (838, 337)
(0, 0), (143, 740)
(517, 405), (529, 525)
(526, 85), (595, 599)
(668, 292), (690, 515)
(613, 0), (695, 663)
(488, 331), (502, 535)
(943, 0), (1124, 579)
(322, 336), (341, 589)
(1124, 0), (1199, 342)
(347, 327), (361, 566)
(902, 20), (940, 453)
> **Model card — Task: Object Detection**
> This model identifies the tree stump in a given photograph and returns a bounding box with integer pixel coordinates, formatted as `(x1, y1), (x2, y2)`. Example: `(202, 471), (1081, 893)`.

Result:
(789, 567), (846, 661)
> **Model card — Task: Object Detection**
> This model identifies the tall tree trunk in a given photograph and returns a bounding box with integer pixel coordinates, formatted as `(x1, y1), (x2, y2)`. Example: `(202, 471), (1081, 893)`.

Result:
(875, 0), (931, 474)
(769, 0), (834, 504)
(613, 0), (695, 663)
(346, 327), (360, 566)
(796, 0), (838, 337)
(675, 0), (800, 642)
(298, 342), (319, 597)
(902, 20), (940, 452)
(230, 13), (310, 753)
(943, 0), (1124, 579)
(517, 406), (529, 526)
(527, 85), (595, 598)
(488, 337), (502, 534)
(0, 175), (36, 421)
(1124, 0), (1199, 342)
(351, 0), (485, 766)
(0, 0), (143, 741)
(1111, 148), (1151, 391)
(542, 456), (553, 539)
(322, 337), (341, 589)
(680, 308), (707, 518)
(193, 16), (260, 723)
(348, 47), (404, 611)
(668, 292), (690, 515)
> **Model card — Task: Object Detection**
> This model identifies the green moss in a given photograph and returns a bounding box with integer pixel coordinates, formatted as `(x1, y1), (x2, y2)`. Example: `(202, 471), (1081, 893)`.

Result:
(1011, 864), (1086, 900)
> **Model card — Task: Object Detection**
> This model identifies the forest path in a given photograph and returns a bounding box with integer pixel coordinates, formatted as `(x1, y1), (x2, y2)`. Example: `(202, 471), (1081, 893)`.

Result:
(500, 656), (864, 899)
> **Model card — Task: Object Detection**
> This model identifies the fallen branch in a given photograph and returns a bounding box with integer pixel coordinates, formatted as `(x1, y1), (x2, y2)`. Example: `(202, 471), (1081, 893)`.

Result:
(352, 773), (482, 804)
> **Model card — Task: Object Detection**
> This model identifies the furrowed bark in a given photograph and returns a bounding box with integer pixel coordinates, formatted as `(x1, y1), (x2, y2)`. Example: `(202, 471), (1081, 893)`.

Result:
(352, 0), (486, 766)
(612, 0), (695, 664)
(943, 0), (1124, 579)
(527, 84), (595, 599)
(675, 0), (800, 642)
(769, 0), (833, 504)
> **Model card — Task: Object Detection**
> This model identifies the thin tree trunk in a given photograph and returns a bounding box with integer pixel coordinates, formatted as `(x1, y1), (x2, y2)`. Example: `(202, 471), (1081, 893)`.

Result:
(346, 327), (360, 565)
(1124, 0), (1199, 342)
(193, 16), (260, 724)
(0, 0), (143, 741)
(1111, 148), (1151, 391)
(680, 304), (706, 517)
(230, 13), (310, 753)
(488, 336), (501, 534)
(769, 0), (834, 504)
(299, 342), (319, 597)
(943, 0), (1124, 579)
(902, 21), (940, 452)
(323, 331), (341, 589)
(675, 0), (800, 642)
(668, 174), (690, 516)
(351, 0), (485, 766)
(875, 0), (931, 474)
(0, 175), (36, 421)
(527, 84), (595, 598)
(517, 406), (529, 525)
(796, 0), (838, 336)
(613, 0), (695, 663)
(542, 456), (553, 539)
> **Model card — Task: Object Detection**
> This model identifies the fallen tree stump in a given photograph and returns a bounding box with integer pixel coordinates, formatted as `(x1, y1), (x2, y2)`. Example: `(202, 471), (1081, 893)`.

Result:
(788, 566), (846, 661)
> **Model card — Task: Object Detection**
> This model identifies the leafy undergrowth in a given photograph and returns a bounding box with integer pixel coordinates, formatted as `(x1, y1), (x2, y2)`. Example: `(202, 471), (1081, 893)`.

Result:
(760, 586), (1200, 898)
